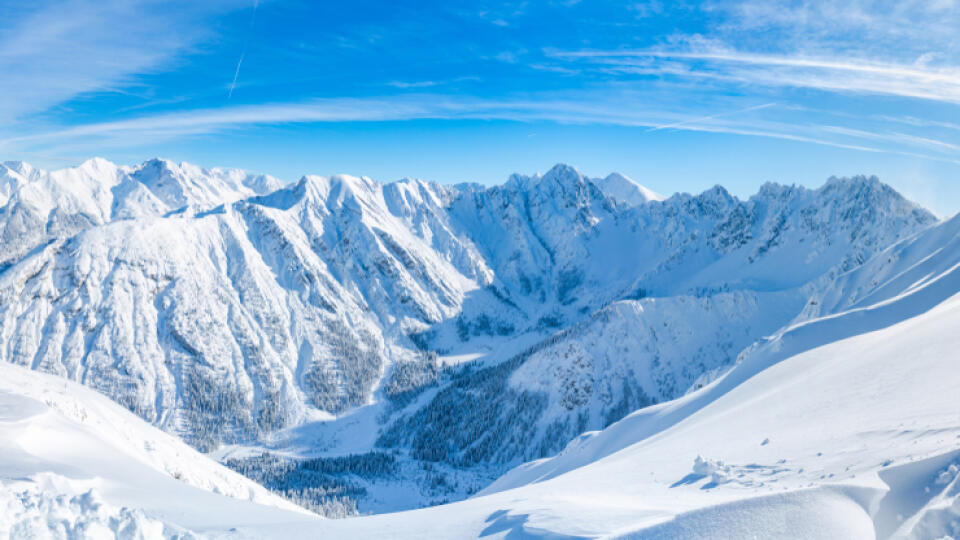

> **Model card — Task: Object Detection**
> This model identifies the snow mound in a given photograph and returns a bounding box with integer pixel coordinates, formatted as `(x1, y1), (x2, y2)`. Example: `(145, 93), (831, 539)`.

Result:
(0, 479), (175, 540)
(691, 455), (733, 486)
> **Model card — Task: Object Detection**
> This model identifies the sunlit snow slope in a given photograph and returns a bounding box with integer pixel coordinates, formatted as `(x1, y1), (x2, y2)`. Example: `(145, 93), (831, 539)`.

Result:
(241, 214), (960, 539)
(0, 361), (321, 537)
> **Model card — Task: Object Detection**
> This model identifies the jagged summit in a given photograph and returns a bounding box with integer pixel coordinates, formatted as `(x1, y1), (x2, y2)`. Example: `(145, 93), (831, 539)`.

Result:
(501, 163), (663, 210)
(540, 162), (584, 184)
(2, 160), (31, 172)
(504, 163), (585, 188)
(825, 173), (882, 187)
(15, 158), (920, 224)
(0, 158), (288, 268)
(506, 163), (584, 186)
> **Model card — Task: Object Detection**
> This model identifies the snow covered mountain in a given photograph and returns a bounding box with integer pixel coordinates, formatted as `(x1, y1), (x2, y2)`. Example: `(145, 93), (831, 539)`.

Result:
(0, 157), (282, 270)
(2, 191), (957, 538)
(0, 157), (943, 517)
(300, 210), (960, 540)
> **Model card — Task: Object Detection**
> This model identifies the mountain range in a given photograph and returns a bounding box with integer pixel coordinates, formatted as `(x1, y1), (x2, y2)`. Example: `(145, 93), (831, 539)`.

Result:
(0, 158), (957, 538)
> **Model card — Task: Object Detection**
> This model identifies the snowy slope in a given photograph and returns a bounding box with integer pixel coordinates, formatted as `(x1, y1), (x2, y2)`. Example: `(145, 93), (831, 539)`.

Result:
(0, 360), (321, 537)
(254, 211), (960, 539)
(490, 213), (960, 492)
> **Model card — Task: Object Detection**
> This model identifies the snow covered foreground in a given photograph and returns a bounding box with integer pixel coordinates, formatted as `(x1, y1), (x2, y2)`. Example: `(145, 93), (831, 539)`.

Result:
(3, 220), (960, 537)
(0, 362), (320, 537)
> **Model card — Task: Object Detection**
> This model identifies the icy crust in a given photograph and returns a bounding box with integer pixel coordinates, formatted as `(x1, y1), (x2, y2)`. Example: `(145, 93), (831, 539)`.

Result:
(0, 158), (956, 536)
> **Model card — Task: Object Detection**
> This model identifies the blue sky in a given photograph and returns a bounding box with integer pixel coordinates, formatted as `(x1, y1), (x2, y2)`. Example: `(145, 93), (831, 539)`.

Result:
(2, 1), (960, 215)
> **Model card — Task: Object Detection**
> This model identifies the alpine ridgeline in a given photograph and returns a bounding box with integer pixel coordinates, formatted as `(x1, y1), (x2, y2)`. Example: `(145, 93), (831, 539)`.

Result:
(0, 158), (937, 511)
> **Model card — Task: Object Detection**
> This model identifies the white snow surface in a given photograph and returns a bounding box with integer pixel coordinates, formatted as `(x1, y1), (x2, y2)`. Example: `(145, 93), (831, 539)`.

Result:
(0, 361), (318, 537)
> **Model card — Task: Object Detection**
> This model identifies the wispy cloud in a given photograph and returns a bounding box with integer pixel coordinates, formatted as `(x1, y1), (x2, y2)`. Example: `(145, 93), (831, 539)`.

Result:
(878, 115), (960, 134)
(2, 98), (451, 145)
(3, 0), (960, 193)
(644, 102), (777, 133)
(386, 80), (442, 89)
(819, 125), (960, 154)
(0, 0), (245, 123)
(551, 49), (960, 104)
(384, 76), (482, 89)
(7, 92), (960, 168)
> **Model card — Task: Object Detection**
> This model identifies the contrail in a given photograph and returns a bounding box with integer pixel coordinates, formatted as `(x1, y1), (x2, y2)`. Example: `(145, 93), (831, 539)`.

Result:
(228, 0), (258, 99)
(645, 102), (777, 132)
(228, 54), (245, 99)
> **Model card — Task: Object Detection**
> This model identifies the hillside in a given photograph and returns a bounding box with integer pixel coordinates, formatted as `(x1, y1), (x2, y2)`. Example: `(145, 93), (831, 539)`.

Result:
(0, 360), (321, 536)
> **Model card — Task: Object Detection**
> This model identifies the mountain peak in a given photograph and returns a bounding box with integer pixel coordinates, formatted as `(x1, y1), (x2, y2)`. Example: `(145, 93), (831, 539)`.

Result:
(596, 172), (664, 206)
(824, 174), (881, 189)
(2, 160), (35, 177)
(300, 173), (379, 193)
(541, 163), (585, 186)
(503, 163), (584, 192)
(544, 162), (581, 178)
(701, 184), (735, 202)
(821, 175), (925, 206)
(138, 157), (178, 173)
(79, 156), (115, 170)
(815, 175), (936, 225)
(73, 158), (123, 184)
(285, 173), (381, 212)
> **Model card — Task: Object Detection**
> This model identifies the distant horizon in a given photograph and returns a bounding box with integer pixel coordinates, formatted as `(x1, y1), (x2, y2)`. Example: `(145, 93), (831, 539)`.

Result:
(5, 154), (949, 218)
